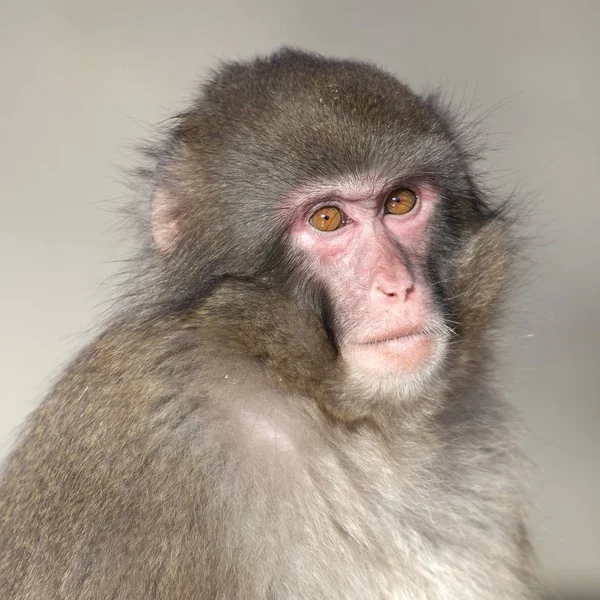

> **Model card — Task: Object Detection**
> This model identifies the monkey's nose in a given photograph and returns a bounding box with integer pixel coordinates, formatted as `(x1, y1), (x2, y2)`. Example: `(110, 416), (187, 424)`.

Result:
(371, 277), (414, 303)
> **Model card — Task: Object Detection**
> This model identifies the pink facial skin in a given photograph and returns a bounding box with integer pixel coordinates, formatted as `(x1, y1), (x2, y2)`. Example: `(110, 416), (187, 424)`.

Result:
(286, 176), (446, 379)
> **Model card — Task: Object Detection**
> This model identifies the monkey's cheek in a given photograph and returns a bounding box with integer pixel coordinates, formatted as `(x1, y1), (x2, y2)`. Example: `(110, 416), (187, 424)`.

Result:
(342, 335), (436, 376)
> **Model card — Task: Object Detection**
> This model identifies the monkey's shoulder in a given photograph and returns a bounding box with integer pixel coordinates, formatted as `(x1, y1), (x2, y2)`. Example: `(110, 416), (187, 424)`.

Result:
(15, 310), (319, 456)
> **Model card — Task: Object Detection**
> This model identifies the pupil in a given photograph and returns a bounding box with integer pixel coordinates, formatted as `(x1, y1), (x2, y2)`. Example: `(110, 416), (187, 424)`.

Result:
(323, 215), (329, 220)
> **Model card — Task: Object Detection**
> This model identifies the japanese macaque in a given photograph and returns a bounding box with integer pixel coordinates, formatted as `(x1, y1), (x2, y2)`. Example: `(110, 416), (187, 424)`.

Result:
(0, 48), (538, 599)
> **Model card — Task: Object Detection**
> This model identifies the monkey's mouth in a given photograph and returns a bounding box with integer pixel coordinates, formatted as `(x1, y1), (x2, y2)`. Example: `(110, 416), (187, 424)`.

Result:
(343, 329), (438, 375)
(361, 328), (427, 346)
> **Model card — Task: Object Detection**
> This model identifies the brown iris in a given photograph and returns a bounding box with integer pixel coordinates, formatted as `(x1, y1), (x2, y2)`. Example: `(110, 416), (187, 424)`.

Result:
(309, 206), (343, 231)
(384, 188), (417, 215)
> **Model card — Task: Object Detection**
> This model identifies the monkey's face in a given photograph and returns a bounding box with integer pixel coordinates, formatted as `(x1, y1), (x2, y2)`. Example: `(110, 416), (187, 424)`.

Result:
(288, 176), (451, 389)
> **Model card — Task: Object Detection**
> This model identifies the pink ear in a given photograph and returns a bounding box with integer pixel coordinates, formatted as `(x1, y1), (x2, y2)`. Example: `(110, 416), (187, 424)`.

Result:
(151, 188), (182, 253)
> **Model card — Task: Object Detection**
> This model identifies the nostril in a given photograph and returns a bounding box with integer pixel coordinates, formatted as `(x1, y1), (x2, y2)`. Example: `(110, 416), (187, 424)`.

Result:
(374, 280), (414, 301)
(371, 269), (415, 302)
(374, 284), (400, 300)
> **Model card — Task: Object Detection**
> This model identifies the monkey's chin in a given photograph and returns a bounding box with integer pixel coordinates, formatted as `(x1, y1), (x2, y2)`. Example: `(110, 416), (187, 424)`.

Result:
(342, 333), (441, 378)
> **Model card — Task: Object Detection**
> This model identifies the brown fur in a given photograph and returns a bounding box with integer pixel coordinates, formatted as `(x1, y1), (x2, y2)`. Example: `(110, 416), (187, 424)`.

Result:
(0, 48), (538, 599)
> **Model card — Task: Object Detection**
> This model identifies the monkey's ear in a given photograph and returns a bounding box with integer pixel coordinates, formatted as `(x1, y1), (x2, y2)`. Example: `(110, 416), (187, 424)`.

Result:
(150, 187), (183, 253)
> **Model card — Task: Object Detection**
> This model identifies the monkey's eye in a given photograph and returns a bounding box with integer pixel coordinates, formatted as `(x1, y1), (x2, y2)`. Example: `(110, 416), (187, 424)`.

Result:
(309, 206), (344, 231)
(384, 188), (417, 215)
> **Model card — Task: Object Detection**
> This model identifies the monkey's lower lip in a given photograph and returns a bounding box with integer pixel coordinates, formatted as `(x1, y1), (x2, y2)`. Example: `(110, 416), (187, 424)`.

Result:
(344, 331), (435, 373)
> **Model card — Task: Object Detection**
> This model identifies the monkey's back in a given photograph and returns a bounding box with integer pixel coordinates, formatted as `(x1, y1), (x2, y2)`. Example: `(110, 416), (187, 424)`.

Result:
(0, 310), (535, 599)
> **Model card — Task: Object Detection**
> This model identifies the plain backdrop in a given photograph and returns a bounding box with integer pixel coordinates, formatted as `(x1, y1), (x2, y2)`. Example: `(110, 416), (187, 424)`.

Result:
(1, 1), (598, 597)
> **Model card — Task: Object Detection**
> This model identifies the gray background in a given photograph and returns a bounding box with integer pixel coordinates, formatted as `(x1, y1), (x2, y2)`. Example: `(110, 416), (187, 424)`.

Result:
(1, 1), (598, 598)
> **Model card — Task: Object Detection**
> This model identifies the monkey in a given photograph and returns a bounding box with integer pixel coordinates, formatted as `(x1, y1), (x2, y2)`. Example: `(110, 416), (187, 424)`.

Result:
(0, 48), (538, 599)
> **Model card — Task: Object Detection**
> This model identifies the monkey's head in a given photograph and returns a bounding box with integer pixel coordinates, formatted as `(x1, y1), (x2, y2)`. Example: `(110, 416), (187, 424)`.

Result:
(144, 48), (508, 417)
